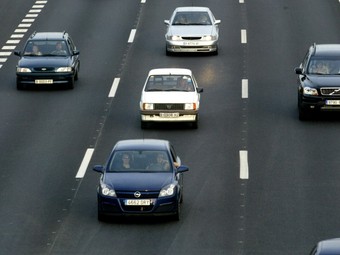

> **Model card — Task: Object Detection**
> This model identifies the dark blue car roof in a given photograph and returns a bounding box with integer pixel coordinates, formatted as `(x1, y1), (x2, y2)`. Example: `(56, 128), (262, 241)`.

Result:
(114, 139), (170, 151)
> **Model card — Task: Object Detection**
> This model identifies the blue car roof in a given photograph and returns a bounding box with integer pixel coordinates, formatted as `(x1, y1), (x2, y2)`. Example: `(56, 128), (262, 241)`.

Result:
(114, 139), (170, 151)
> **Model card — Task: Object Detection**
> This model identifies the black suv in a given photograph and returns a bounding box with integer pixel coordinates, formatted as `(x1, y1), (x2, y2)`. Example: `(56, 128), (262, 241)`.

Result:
(295, 44), (340, 120)
(14, 31), (80, 90)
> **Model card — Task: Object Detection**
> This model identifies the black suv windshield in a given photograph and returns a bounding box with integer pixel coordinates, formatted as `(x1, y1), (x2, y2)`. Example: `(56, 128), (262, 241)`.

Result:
(307, 57), (340, 75)
(23, 40), (70, 56)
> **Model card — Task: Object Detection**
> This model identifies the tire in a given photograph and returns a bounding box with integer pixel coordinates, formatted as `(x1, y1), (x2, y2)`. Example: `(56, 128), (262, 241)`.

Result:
(75, 63), (80, 81)
(16, 78), (24, 90)
(68, 77), (75, 89)
(212, 46), (218, 56)
(141, 121), (149, 129)
(171, 200), (181, 221)
(192, 116), (198, 129)
(74, 69), (79, 81)
(166, 46), (171, 56)
(299, 108), (311, 121)
(17, 83), (24, 90)
(98, 206), (107, 222)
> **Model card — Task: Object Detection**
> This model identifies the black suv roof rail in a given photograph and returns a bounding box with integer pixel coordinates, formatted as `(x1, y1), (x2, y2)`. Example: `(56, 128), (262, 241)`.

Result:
(311, 43), (317, 55)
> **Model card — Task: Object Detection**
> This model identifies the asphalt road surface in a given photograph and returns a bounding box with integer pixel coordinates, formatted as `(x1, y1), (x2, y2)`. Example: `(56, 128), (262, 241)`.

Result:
(0, 0), (340, 254)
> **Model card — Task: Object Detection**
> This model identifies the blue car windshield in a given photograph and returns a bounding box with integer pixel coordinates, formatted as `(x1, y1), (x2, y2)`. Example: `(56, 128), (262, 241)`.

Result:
(108, 150), (172, 172)
(23, 40), (70, 56)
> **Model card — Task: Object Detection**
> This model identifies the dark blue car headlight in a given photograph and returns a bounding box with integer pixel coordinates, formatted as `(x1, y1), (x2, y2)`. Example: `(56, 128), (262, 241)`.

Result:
(100, 180), (116, 197)
(159, 183), (176, 197)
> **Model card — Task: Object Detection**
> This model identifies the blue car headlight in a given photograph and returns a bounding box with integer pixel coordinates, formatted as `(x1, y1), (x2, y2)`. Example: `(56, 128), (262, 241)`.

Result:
(17, 67), (31, 73)
(56, 67), (72, 72)
(100, 181), (116, 197)
(159, 183), (176, 197)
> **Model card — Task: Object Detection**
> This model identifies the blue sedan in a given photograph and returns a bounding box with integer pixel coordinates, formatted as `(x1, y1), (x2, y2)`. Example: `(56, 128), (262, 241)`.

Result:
(93, 139), (189, 221)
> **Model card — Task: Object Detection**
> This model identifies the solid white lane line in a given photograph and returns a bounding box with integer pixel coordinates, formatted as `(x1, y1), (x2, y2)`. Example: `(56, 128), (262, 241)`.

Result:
(76, 148), (94, 178)
(239, 150), (249, 179)
(241, 29), (247, 44)
(242, 79), (248, 98)
(109, 78), (120, 98)
(128, 29), (136, 43)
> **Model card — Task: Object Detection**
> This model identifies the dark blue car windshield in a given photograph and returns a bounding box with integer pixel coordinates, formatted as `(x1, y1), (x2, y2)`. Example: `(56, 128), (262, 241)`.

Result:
(108, 150), (172, 172)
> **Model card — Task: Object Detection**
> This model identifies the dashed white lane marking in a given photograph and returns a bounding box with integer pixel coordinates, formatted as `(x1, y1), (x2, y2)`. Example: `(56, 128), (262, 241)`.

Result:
(239, 150), (249, 179)
(76, 149), (95, 178)
(109, 78), (120, 98)
(0, 1), (48, 69)
(128, 29), (137, 43)
(241, 29), (247, 44)
(239, 0), (244, 3)
(242, 79), (248, 98)
(141, 0), (146, 3)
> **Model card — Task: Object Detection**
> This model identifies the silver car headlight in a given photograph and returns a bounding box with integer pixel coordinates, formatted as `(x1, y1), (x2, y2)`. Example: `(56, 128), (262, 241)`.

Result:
(56, 67), (72, 72)
(100, 181), (116, 197)
(143, 103), (154, 110)
(202, 35), (217, 41)
(17, 67), (31, 73)
(167, 35), (181, 41)
(184, 103), (197, 110)
(303, 87), (318, 96)
(159, 183), (176, 197)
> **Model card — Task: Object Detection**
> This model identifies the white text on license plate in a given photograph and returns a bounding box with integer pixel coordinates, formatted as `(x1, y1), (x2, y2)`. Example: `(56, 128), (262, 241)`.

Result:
(326, 100), (340, 105)
(35, 79), (53, 84)
(125, 199), (151, 206)
(160, 112), (179, 118)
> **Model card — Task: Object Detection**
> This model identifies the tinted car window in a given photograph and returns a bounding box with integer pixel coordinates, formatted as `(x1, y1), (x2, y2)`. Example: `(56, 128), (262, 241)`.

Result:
(109, 150), (172, 172)
(173, 11), (211, 25)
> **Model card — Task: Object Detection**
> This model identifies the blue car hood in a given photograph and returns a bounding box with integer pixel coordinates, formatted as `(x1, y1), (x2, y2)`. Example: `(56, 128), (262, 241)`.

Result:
(18, 57), (71, 68)
(104, 172), (173, 191)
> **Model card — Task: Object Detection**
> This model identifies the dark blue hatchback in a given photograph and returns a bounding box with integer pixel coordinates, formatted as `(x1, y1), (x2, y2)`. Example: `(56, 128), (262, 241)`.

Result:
(93, 139), (189, 221)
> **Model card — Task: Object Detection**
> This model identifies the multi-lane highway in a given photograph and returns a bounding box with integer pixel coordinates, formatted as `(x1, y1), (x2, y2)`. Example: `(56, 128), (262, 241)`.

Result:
(1, 0), (340, 254)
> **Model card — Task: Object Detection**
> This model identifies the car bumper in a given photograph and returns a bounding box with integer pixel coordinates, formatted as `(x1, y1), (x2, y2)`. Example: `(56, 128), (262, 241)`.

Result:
(97, 194), (179, 217)
(16, 72), (74, 85)
(166, 40), (218, 53)
(299, 95), (340, 111)
(140, 110), (198, 122)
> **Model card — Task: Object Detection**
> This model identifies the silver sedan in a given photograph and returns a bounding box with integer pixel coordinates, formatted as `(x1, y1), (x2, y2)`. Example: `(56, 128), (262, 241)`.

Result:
(164, 6), (221, 55)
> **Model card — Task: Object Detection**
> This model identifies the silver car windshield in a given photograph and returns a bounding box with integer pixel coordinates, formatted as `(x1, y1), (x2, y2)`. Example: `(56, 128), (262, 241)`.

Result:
(172, 11), (212, 25)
